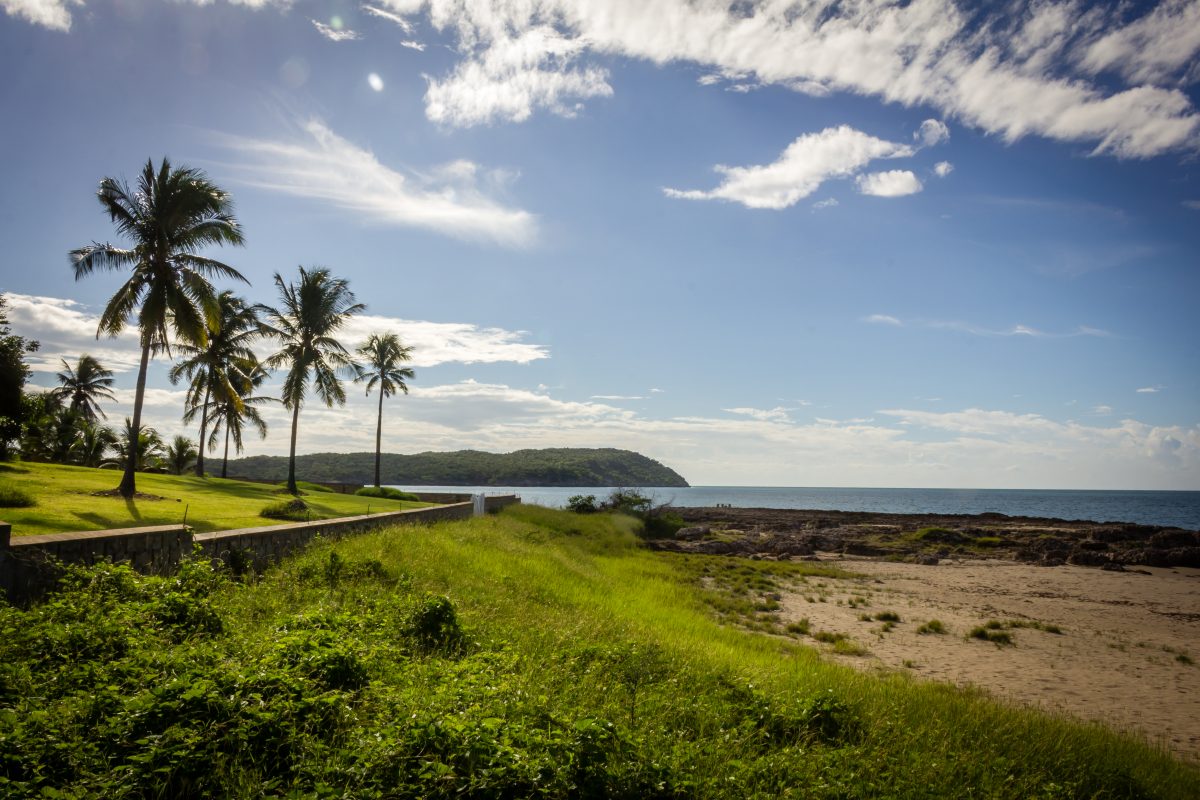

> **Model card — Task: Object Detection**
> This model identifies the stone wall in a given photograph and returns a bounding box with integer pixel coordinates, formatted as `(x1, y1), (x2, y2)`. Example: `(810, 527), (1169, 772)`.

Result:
(0, 496), (519, 604)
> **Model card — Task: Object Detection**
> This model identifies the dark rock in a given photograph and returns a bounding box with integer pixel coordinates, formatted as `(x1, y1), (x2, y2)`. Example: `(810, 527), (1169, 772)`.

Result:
(1067, 549), (1110, 567)
(1150, 530), (1198, 549)
(915, 555), (939, 566)
(675, 526), (709, 541)
(1079, 539), (1109, 551)
(1099, 561), (1127, 572)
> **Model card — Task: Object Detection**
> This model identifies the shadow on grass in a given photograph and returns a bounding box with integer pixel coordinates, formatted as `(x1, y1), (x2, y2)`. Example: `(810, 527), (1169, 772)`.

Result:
(124, 498), (142, 522)
(0, 463), (30, 473)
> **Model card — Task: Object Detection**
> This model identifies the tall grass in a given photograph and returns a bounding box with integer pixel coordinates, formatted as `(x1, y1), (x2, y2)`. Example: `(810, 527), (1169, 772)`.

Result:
(0, 504), (1193, 798)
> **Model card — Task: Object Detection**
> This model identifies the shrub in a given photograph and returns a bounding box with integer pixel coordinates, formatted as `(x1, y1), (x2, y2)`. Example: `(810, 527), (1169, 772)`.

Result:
(260, 498), (310, 521)
(355, 485), (420, 501)
(785, 618), (810, 636)
(567, 494), (598, 514)
(969, 626), (1014, 646)
(873, 611), (901, 622)
(832, 638), (869, 656)
(406, 593), (466, 654)
(917, 619), (948, 635)
(0, 481), (35, 507)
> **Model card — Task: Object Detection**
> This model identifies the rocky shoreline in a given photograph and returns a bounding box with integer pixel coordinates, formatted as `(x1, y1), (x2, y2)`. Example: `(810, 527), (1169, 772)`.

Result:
(654, 506), (1200, 569)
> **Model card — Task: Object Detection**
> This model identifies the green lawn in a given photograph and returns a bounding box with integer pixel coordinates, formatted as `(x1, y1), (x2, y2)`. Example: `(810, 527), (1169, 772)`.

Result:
(0, 504), (1194, 798)
(0, 461), (433, 536)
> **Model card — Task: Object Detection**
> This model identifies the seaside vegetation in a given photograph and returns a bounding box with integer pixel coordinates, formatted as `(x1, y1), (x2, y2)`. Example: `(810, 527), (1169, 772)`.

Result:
(0, 505), (1195, 798)
(0, 462), (430, 537)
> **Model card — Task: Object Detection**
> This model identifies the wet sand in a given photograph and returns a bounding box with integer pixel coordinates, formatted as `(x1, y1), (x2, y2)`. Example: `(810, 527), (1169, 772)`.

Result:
(782, 556), (1200, 760)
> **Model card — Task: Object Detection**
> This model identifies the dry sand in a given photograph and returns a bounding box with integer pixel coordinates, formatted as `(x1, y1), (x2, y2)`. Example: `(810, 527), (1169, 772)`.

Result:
(782, 557), (1200, 760)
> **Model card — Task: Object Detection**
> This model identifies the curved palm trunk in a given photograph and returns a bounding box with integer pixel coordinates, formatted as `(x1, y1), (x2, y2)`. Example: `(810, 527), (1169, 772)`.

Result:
(374, 389), (384, 488)
(195, 382), (211, 477)
(221, 420), (231, 479)
(119, 339), (152, 498)
(287, 401), (301, 495)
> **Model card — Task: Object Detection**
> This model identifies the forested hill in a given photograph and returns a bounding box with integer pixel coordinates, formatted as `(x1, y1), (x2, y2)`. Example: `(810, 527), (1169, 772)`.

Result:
(225, 448), (689, 487)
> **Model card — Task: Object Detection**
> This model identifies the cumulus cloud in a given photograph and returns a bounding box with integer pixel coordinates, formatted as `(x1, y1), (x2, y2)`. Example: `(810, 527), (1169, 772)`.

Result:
(1, 0), (78, 30)
(664, 125), (913, 209)
(856, 170), (924, 197)
(934, 161), (954, 177)
(212, 118), (536, 247)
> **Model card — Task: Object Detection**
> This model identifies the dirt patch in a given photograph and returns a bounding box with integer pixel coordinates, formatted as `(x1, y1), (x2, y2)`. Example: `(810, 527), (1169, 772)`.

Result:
(91, 489), (168, 501)
(780, 556), (1200, 761)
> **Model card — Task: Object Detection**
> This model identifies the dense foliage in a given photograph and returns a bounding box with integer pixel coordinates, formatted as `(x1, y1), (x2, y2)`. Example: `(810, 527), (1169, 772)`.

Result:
(227, 447), (689, 487)
(0, 295), (39, 459)
(0, 508), (1193, 798)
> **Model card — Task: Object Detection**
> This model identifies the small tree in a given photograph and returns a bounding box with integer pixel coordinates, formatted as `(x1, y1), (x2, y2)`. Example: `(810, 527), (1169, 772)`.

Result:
(52, 354), (116, 422)
(165, 435), (198, 475)
(0, 294), (39, 459)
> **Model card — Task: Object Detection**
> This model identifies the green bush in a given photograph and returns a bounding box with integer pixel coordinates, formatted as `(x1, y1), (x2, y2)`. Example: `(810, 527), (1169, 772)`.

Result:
(354, 486), (420, 501)
(260, 498), (310, 521)
(567, 494), (598, 513)
(405, 593), (466, 654)
(275, 480), (334, 494)
(0, 481), (35, 507)
(917, 619), (948, 635)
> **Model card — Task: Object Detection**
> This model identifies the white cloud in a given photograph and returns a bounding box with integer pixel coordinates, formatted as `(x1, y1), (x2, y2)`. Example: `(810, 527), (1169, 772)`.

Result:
(811, 197), (839, 210)
(399, 0), (1199, 157)
(1136, 385), (1163, 393)
(400, 40), (425, 51)
(591, 395), (644, 401)
(213, 118), (536, 247)
(1184, 200), (1200, 210)
(724, 406), (792, 423)
(856, 170), (923, 197)
(361, 3), (414, 32)
(865, 314), (902, 326)
(916, 119), (950, 147)
(1, 0), (78, 30)
(1092, 404), (1114, 415)
(664, 125), (913, 210)
(312, 19), (361, 42)
(2, 293), (143, 373)
(934, 161), (954, 177)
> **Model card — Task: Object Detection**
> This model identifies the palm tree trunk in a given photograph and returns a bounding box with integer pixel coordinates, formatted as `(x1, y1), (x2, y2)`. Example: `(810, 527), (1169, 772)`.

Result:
(195, 382), (211, 478)
(287, 401), (301, 495)
(221, 421), (231, 479)
(119, 339), (152, 498)
(374, 388), (384, 488)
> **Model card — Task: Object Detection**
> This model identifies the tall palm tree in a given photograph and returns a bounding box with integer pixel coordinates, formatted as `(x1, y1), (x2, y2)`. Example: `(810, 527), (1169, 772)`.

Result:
(169, 292), (264, 477)
(206, 360), (272, 479)
(71, 158), (246, 498)
(262, 267), (364, 495)
(355, 333), (415, 488)
(52, 355), (116, 422)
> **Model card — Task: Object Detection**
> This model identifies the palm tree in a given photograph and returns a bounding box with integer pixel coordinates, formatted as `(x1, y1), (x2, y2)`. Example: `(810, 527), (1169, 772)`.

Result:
(71, 158), (246, 498)
(262, 267), (364, 495)
(169, 292), (264, 477)
(72, 421), (117, 468)
(52, 355), (116, 422)
(164, 435), (198, 475)
(114, 418), (165, 472)
(206, 360), (272, 478)
(355, 333), (415, 488)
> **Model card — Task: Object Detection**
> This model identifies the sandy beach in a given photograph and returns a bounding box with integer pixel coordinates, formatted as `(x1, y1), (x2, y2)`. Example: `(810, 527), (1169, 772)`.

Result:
(782, 556), (1200, 761)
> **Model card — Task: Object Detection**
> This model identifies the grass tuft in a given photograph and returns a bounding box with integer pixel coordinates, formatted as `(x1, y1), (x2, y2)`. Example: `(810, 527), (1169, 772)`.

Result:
(0, 481), (36, 508)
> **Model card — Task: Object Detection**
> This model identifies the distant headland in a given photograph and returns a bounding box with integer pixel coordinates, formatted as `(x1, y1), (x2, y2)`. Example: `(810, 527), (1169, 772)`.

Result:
(225, 447), (689, 487)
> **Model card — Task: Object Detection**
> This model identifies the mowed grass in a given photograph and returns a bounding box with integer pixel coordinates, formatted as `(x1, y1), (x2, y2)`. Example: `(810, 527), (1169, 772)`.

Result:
(0, 461), (431, 536)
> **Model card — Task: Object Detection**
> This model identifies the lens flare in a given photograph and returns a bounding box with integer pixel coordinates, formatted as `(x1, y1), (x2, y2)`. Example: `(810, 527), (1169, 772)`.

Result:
(367, 73), (384, 92)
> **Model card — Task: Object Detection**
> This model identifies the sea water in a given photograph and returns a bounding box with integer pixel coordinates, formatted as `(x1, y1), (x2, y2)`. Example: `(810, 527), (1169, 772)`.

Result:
(387, 485), (1200, 530)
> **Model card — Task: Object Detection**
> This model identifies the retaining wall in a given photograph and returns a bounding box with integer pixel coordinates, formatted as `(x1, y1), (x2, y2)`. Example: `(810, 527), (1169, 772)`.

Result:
(0, 494), (520, 603)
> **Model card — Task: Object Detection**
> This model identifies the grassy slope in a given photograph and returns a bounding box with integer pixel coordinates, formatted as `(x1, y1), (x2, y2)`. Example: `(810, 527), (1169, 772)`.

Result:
(0, 461), (430, 536)
(2, 504), (1193, 797)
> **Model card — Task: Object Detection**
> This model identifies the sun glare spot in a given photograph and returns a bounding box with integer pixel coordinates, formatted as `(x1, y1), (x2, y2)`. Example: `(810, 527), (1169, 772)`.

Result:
(368, 73), (385, 92)
(330, 15), (345, 30)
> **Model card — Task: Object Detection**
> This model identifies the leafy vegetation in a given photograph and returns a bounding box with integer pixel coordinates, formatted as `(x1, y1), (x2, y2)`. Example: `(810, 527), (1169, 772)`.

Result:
(227, 447), (689, 487)
(355, 486), (421, 502)
(260, 497), (311, 521)
(0, 481), (36, 508)
(0, 461), (430, 536)
(1, 506), (1193, 798)
(917, 619), (948, 635)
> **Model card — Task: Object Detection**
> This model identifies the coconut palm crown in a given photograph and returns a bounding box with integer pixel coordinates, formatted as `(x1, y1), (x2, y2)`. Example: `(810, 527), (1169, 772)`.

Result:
(355, 332), (415, 488)
(52, 354), (117, 422)
(70, 158), (246, 497)
(262, 267), (364, 495)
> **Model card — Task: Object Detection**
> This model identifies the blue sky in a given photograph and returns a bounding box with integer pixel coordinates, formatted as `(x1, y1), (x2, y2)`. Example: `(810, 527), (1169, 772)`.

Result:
(2, 0), (1198, 489)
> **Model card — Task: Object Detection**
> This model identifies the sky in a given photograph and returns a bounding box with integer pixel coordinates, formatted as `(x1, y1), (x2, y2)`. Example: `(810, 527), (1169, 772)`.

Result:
(1, 0), (1199, 490)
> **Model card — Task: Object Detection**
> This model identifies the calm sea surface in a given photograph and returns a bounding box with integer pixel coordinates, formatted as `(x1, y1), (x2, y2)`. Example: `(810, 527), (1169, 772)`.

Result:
(388, 485), (1200, 530)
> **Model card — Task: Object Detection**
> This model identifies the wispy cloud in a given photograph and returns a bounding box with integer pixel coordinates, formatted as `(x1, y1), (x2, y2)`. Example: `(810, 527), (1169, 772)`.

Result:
(724, 406), (793, 423)
(1137, 385), (1164, 394)
(664, 125), (914, 210)
(812, 197), (839, 211)
(864, 314), (903, 326)
(1184, 200), (1200, 210)
(361, 4), (413, 33)
(591, 394), (644, 401)
(212, 118), (536, 247)
(864, 314), (1111, 339)
(312, 19), (360, 42)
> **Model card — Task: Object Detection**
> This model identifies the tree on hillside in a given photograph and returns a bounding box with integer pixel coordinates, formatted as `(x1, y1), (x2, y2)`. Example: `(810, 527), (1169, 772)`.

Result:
(355, 333), (415, 488)
(169, 291), (264, 477)
(165, 435), (198, 475)
(115, 418), (165, 472)
(206, 360), (272, 479)
(52, 355), (116, 422)
(262, 267), (363, 495)
(71, 158), (246, 497)
(0, 294), (39, 459)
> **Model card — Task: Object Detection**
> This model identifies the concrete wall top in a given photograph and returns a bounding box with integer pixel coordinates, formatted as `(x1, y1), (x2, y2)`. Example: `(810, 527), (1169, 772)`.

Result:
(12, 524), (191, 548)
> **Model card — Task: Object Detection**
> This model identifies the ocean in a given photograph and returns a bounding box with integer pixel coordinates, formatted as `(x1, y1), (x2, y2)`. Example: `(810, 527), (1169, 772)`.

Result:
(388, 485), (1200, 530)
